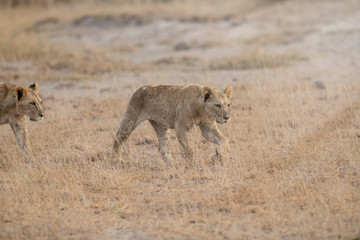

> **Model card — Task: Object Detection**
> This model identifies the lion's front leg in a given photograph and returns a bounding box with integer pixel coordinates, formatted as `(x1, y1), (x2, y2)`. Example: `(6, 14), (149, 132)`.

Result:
(9, 118), (30, 154)
(199, 122), (229, 164)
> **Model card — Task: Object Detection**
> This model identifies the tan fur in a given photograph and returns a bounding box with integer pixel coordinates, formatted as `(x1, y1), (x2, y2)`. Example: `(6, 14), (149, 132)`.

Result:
(0, 82), (44, 154)
(113, 84), (232, 165)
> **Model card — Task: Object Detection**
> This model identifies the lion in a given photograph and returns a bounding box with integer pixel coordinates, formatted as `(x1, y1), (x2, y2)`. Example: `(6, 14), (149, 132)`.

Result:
(0, 82), (44, 154)
(113, 84), (232, 165)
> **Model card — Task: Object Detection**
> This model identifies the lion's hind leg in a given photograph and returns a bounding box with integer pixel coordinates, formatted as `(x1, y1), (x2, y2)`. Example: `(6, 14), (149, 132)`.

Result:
(149, 120), (172, 163)
(113, 111), (143, 161)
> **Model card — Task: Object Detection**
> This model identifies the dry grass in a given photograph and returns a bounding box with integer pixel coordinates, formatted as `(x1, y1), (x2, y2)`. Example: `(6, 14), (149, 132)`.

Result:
(1, 0), (360, 239)
(1, 72), (360, 239)
(0, 74), (360, 239)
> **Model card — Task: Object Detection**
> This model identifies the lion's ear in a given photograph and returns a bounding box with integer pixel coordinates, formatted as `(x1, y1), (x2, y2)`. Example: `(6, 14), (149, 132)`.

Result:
(14, 87), (28, 102)
(29, 82), (39, 92)
(201, 87), (214, 102)
(224, 86), (232, 98)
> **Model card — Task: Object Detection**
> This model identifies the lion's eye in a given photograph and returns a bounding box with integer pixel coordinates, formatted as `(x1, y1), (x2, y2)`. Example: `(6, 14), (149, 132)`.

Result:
(215, 104), (221, 109)
(228, 104), (231, 107)
(31, 102), (36, 107)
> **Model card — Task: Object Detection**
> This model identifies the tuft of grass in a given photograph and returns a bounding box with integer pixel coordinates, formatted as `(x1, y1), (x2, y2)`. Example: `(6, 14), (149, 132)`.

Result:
(152, 56), (204, 70)
(209, 50), (308, 70)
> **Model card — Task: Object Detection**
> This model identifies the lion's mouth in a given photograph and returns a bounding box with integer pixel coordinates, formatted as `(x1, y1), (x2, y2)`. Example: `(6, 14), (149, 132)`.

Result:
(30, 117), (42, 122)
(216, 120), (228, 124)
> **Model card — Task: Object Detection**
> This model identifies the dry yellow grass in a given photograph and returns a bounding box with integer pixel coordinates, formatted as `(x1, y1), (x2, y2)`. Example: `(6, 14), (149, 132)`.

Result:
(1, 72), (359, 239)
(1, 0), (360, 239)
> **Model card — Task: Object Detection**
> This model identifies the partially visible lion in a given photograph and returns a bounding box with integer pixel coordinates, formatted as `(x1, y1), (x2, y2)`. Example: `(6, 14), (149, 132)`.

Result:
(113, 84), (232, 165)
(0, 82), (44, 154)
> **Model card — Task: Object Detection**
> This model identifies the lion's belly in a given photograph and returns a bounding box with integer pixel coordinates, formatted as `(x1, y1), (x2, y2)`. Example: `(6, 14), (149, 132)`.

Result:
(145, 111), (176, 129)
(0, 113), (9, 125)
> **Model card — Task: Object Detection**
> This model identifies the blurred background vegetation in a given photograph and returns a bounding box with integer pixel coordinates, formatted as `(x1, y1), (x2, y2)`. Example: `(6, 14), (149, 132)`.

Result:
(1, 0), (284, 8)
(1, 0), (181, 8)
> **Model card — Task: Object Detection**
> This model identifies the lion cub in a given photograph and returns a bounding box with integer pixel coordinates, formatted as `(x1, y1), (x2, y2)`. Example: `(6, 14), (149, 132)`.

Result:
(0, 82), (44, 154)
(113, 84), (232, 164)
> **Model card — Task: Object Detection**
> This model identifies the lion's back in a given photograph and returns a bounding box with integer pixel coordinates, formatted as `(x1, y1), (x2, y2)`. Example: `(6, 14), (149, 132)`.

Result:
(126, 84), (203, 128)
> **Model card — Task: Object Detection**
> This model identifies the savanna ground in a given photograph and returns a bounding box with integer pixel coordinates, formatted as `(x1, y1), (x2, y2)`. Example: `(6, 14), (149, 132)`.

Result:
(1, 0), (360, 239)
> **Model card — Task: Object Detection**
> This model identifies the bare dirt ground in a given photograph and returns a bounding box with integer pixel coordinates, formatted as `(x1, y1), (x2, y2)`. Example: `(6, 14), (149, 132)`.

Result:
(0, 0), (360, 239)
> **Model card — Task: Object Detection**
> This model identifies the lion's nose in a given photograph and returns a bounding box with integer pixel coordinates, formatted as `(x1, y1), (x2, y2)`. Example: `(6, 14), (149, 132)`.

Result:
(224, 116), (230, 120)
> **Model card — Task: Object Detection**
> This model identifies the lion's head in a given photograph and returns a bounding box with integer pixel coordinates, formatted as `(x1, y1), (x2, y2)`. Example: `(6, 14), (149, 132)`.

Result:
(14, 82), (44, 122)
(201, 86), (232, 124)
